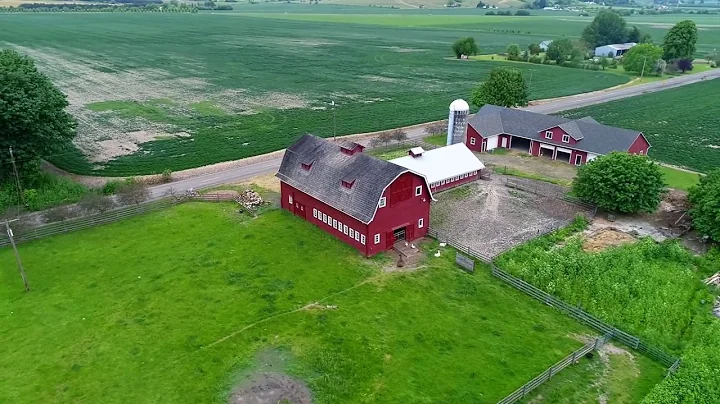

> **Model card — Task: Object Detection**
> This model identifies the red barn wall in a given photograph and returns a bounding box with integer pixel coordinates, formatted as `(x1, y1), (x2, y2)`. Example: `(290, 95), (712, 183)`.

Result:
(281, 182), (370, 255)
(530, 140), (541, 156)
(466, 125), (484, 152)
(541, 127), (578, 146)
(570, 150), (588, 165)
(430, 171), (479, 193)
(367, 172), (431, 256)
(627, 134), (651, 155)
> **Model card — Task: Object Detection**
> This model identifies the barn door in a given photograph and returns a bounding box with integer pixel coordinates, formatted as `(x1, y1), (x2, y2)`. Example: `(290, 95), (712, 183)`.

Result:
(294, 201), (306, 219)
(406, 225), (414, 241)
(385, 230), (396, 249)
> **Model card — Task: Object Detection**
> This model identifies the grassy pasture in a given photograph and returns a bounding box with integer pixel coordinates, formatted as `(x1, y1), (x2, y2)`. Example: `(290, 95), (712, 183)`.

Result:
(559, 79), (720, 173)
(0, 203), (599, 403)
(0, 11), (632, 176)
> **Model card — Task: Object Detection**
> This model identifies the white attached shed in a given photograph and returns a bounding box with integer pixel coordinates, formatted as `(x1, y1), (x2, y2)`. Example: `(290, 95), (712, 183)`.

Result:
(390, 143), (485, 193)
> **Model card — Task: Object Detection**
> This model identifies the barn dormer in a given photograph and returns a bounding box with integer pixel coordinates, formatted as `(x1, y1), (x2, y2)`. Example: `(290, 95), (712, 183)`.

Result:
(408, 147), (425, 158)
(340, 141), (365, 156)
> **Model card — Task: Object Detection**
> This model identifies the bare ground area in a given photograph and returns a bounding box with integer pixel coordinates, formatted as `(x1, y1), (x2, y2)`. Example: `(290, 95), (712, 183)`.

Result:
(481, 149), (578, 183)
(229, 373), (312, 404)
(430, 174), (590, 257)
(582, 228), (637, 253)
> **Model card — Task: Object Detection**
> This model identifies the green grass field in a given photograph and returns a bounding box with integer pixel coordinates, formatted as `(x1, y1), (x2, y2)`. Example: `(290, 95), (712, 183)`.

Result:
(559, 79), (720, 173)
(0, 203), (600, 403)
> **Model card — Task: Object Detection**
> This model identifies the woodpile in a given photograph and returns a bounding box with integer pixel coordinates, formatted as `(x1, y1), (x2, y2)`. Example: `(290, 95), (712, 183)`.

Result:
(236, 189), (263, 211)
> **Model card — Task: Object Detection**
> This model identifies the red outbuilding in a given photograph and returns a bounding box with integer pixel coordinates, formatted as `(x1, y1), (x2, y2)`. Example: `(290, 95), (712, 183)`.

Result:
(276, 135), (434, 257)
(465, 105), (651, 165)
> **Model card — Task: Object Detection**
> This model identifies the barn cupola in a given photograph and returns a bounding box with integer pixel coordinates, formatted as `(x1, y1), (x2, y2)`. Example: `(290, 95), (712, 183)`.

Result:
(339, 141), (365, 156)
(341, 178), (355, 190)
(408, 147), (425, 158)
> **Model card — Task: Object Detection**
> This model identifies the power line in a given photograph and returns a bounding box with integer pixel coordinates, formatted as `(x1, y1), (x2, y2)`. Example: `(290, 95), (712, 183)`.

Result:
(2, 219), (30, 292)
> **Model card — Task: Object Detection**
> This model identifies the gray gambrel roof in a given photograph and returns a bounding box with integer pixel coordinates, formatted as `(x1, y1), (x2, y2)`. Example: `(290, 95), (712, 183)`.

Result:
(276, 135), (430, 224)
(468, 105), (646, 155)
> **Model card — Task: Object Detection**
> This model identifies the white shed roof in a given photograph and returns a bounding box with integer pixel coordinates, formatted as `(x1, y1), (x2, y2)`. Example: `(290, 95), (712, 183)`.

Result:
(390, 143), (485, 184)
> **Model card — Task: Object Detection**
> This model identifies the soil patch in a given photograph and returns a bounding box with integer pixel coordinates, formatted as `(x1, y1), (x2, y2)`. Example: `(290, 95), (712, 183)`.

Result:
(583, 228), (637, 253)
(229, 373), (311, 404)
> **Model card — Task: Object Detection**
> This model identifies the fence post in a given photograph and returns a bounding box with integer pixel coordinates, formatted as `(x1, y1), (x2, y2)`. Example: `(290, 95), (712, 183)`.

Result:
(521, 385), (526, 397)
(571, 351), (577, 364)
(547, 365), (553, 378)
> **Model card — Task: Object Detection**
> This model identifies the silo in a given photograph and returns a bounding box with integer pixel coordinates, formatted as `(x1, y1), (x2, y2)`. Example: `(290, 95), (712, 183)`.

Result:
(446, 99), (470, 146)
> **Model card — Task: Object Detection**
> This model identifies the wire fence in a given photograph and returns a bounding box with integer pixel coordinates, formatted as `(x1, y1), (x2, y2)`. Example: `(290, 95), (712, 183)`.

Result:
(505, 178), (598, 217)
(497, 332), (614, 404)
(425, 227), (681, 402)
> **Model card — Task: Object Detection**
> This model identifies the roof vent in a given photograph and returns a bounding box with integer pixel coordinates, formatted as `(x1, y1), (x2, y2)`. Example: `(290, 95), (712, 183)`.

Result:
(409, 147), (425, 158)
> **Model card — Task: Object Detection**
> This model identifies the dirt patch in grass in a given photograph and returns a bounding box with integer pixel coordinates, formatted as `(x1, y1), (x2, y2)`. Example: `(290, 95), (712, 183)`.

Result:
(229, 373), (312, 404)
(583, 228), (637, 253)
(237, 173), (281, 193)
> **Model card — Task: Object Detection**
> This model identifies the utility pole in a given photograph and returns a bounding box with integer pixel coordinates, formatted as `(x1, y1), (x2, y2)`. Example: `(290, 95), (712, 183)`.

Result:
(640, 57), (648, 80)
(9, 147), (24, 210)
(3, 219), (30, 292)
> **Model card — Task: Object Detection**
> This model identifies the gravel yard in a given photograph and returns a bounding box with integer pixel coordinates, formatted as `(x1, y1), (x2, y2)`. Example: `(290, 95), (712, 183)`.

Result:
(430, 174), (590, 257)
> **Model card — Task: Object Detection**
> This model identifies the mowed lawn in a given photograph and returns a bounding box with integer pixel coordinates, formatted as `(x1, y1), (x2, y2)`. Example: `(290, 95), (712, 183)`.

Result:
(559, 79), (720, 173)
(0, 204), (590, 403)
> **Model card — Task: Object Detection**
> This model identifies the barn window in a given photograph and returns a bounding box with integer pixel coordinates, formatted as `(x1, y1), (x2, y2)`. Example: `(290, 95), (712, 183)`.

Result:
(338, 221), (343, 231)
(639, 150), (644, 155)
(545, 131), (553, 139)
(378, 197), (386, 208)
(440, 180), (445, 185)
(418, 218), (424, 228)
(288, 195), (293, 204)
(333, 219), (337, 229)
(470, 137), (476, 145)
(374, 234), (380, 244)
(562, 134), (570, 143)
(313, 208), (317, 218)
(354, 232), (360, 242)
(415, 186), (422, 196)
(343, 225), (348, 235)
(361, 235), (366, 245)
(349, 228), (355, 238)
(323, 213), (327, 223)
(301, 162), (313, 171)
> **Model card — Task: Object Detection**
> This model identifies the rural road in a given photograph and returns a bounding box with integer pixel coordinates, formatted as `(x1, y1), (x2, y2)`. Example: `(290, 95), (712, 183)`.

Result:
(148, 71), (720, 198)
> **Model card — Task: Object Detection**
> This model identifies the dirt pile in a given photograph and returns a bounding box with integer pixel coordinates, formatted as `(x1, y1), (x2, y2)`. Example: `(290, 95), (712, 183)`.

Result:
(583, 228), (637, 252)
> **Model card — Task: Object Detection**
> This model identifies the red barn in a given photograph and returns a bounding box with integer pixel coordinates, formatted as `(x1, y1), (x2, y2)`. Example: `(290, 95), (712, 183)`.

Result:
(276, 135), (434, 257)
(465, 105), (651, 165)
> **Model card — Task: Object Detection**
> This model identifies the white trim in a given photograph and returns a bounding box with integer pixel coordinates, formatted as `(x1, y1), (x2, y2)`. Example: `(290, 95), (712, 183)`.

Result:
(313, 208), (317, 218)
(354, 232), (360, 242)
(378, 197), (386, 208)
(323, 213), (327, 223)
(415, 185), (422, 196)
(561, 134), (570, 143)
(343, 225), (348, 235)
(333, 219), (337, 229)
(374, 234), (380, 244)
(545, 131), (553, 139)
(539, 144), (555, 151)
(289, 195), (293, 204)
(418, 218), (424, 228)
(575, 154), (583, 166)
(361, 234), (366, 245)
(470, 137), (476, 145)
(339, 221), (343, 231)
(349, 228), (354, 238)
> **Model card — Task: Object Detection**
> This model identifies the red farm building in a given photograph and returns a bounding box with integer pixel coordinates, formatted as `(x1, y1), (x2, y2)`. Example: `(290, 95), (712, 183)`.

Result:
(276, 135), (435, 257)
(465, 105), (651, 166)
(390, 143), (485, 193)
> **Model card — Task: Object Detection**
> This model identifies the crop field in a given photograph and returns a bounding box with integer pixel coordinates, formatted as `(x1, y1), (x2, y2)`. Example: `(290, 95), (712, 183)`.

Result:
(0, 203), (599, 403)
(559, 79), (720, 173)
(0, 11), (635, 176)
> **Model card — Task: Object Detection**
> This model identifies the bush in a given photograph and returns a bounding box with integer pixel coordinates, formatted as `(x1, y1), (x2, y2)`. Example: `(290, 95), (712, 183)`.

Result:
(485, 10), (495, 15)
(573, 152), (665, 213)
(0, 173), (89, 212)
(528, 55), (543, 64)
(161, 169), (173, 183)
(514, 9), (530, 15)
(688, 169), (720, 242)
(102, 180), (123, 195)
(116, 179), (150, 206)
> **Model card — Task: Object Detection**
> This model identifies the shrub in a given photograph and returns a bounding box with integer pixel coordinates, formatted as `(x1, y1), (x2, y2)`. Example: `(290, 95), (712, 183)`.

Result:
(161, 169), (173, 183)
(573, 152), (665, 213)
(688, 169), (720, 242)
(116, 179), (150, 206)
(514, 9), (530, 15)
(389, 129), (408, 143)
(102, 180), (123, 195)
(528, 55), (543, 64)
(485, 10), (495, 15)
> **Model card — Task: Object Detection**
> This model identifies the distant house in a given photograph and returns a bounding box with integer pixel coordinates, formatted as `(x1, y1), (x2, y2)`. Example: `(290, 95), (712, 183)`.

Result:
(594, 42), (637, 58)
(539, 40), (553, 51)
(276, 135), (434, 257)
(390, 144), (485, 193)
(464, 105), (651, 166)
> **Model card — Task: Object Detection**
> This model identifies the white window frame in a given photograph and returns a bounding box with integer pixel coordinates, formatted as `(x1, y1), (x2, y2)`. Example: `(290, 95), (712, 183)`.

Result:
(328, 216), (333, 226)
(470, 137), (476, 145)
(415, 185), (422, 196)
(374, 234), (380, 244)
(545, 131), (553, 139)
(440, 179), (445, 185)
(344, 225), (348, 235)
(361, 234), (366, 245)
(338, 221), (343, 231)
(575, 154), (582, 166)
(349, 228), (354, 238)
(378, 197), (386, 208)
(562, 134), (570, 143)
(354, 232), (360, 242)
(333, 219), (337, 229)
(313, 208), (317, 218)
(418, 218), (424, 228)
(289, 195), (293, 204)
(323, 213), (327, 223)
(639, 150), (644, 155)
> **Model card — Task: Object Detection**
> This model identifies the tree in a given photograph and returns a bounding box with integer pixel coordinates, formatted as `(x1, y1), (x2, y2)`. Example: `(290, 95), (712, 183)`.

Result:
(533, 0), (546, 8)
(621, 43), (663, 75)
(662, 20), (698, 61)
(389, 129), (408, 143)
(475, 0), (485, 6)
(688, 169), (720, 242)
(471, 68), (529, 108)
(676, 58), (693, 73)
(627, 25), (641, 43)
(581, 10), (628, 48)
(0, 49), (76, 177)
(640, 33), (653, 44)
(546, 38), (575, 64)
(506, 43), (521, 60)
(528, 43), (541, 55)
(451, 37), (479, 59)
(424, 122), (446, 136)
(573, 152), (665, 213)
(599, 57), (610, 70)
(117, 179), (150, 206)
(654, 59), (667, 76)
(515, 9), (531, 16)
(78, 193), (115, 214)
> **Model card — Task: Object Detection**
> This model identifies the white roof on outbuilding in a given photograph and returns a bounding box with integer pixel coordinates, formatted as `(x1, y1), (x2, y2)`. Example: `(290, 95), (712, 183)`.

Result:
(390, 143), (485, 184)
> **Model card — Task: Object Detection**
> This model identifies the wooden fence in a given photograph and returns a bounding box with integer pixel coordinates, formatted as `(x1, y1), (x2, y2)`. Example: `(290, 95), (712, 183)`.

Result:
(497, 332), (614, 404)
(505, 179), (598, 216)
